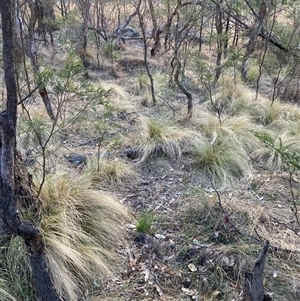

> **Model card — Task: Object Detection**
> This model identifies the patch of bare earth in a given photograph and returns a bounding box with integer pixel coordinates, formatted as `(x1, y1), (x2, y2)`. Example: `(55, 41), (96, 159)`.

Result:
(83, 153), (299, 300)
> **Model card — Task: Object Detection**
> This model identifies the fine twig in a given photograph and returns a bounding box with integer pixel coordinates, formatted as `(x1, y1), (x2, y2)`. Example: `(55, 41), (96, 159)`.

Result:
(206, 172), (261, 243)
(0, 83), (42, 117)
(206, 172), (300, 254)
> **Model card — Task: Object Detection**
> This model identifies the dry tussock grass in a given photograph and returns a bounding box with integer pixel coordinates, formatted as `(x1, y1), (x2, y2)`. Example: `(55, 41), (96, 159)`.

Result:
(209, 74), (300, 127)
(84, 157), (138, 187)
(191, 133), (252, 187)
(252, 132), (300, 171)
(38, 172), (130, 301)
(136, 116), (192, 163)
(193, 111), (260, 152)
(0, 287), (17, 301)
(99, 82), (134, 113)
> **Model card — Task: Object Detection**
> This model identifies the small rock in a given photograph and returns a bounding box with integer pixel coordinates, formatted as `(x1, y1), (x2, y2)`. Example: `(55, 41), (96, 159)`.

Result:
(64, 154), (87, 165)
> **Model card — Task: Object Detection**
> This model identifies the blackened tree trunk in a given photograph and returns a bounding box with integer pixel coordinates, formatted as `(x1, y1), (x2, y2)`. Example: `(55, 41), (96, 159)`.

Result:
(0, 1), (62, 300)
(243, 241), (271, 301)
(241, 0), (269, 81)
(27, 0), (56, 121)
(35, 0), (57, 44)
(215, 0), (223, 82)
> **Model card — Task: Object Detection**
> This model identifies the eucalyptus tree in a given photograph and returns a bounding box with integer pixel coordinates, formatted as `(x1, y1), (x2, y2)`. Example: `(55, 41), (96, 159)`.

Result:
(0, 0), (62, 300)
(15, 0), (55, 120)
(147, 0), (205, 117)
(241, 0), (269, 81)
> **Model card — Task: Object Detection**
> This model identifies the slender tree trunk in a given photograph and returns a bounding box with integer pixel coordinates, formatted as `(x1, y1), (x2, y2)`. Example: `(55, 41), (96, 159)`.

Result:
(137, 0), (156, 104)
(241, 0), (269, 81)
(148, 0), (161, 56)
(27, 0), (56, 121)
(77, 0), (91, 67)
(173, 58), (193, 118)
(215, 0), (223, 82)
(35, 0), (57, 44)
(0, 1), (62, 300)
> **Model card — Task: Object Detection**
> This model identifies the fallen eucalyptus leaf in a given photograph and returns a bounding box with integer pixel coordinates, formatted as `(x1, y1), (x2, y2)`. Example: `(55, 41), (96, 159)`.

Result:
(188, 263), (197, 272)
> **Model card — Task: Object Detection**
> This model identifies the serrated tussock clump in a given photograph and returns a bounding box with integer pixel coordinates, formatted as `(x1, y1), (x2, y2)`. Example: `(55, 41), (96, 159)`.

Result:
(195, 112), (260, 152)
(38, 172), (130, 301)
(137, 116), (191, 163)
(85, 157), (138, 187)
(191, 134), (252, 187)
(252, 131), (300, 171)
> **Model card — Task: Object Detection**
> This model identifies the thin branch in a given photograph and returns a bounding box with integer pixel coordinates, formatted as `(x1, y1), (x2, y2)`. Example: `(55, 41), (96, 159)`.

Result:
(206, 172), (260, 242)
(288, 170), (300, 228)
(206, 172), (300, 254)
(211, 0), (289, 53)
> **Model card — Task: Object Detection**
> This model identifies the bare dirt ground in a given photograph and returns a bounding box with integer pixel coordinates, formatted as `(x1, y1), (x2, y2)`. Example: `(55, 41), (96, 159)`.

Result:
(89, 154), (300, 301)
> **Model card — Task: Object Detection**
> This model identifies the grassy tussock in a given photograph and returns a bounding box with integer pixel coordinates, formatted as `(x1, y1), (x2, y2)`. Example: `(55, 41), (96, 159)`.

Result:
(0, 237), (36, 300)
(135, 72), (167, 95)
(85, 158), (138, 187)
(270, 118), (300, 136)
(191, 134), (252, 187)
(211, 75), (259, 115)
(195, 112), (260, 152)
(0, 287), (17, 301)
(286, 119), (300, 136)
(99, 82), (134, 112)
(252, 132), (300, 171)
(221, 115), (260, 151)
(253, 100), (300, 125)
(210, 75), (300, 126)
(38, 172), (130, 301)
(137, 116), (190, 163)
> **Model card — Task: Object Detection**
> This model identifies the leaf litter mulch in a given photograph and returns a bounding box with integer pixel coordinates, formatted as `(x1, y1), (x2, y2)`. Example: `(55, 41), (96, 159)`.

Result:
(90, 157), (300, 301)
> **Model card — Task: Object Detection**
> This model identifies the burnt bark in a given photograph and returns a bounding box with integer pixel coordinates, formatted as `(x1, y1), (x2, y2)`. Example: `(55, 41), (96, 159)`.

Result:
(27, 0), (56, 121)
(241, 0), (269, 81)
(35, 0), (57, 44)
(243, 241), (271, 301)
(173, 58), (193, 118)
(215, 0), (223, 82)
(0, 1), (62, 300)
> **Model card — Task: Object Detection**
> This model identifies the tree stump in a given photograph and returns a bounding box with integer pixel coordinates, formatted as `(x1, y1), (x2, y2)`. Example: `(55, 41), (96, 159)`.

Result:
(243, 241), (272, 301)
